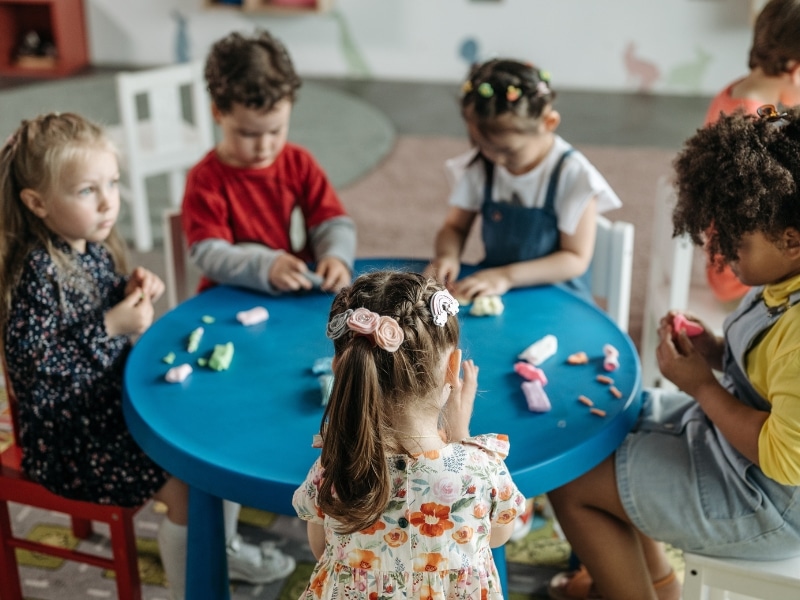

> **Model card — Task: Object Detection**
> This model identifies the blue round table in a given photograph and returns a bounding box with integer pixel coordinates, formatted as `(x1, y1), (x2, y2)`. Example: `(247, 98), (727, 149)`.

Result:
(123, 258), (642, 598)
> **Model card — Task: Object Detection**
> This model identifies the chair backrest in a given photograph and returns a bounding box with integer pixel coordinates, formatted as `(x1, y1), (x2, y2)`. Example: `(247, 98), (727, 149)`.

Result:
(115, 60), (214, 176)
(590, 215), (635, 332)
(163, 208), (192, 309)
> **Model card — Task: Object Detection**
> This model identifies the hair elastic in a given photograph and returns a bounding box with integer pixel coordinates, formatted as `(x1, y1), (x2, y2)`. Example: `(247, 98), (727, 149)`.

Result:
(757, 104), (789, 127)
(430, 290), (459, 327)
(326, 307), (405, 352)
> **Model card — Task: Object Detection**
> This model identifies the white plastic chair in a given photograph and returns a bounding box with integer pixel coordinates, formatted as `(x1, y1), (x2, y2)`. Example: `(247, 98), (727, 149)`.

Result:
(111, 61), (214, 252)
(640, 176), (728, 388)
(591, 215), (635, 332)
(682, 552), (800, 600)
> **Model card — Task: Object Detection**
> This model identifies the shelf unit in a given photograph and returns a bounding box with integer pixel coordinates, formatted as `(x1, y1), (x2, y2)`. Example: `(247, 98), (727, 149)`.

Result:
(0, 0), (88, 77)
(205, 0), (332, 14)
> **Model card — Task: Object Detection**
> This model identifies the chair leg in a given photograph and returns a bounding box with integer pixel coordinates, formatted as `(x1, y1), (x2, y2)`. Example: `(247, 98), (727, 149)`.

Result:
(108, 511), (142, 600)
(0, 500), (24, 600)
(71, 517), (93, 539)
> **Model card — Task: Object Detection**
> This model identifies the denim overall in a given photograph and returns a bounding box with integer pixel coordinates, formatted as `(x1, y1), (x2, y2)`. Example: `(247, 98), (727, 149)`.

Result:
(626, 287), (800, 557)
(479, 150), (593, 302)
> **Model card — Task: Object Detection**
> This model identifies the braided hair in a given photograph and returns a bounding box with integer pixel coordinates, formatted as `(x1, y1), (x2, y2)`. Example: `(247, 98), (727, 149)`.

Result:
(318, 270), (460, 533)
(461, 58), (555, 136)
(673, 106), (800, 263)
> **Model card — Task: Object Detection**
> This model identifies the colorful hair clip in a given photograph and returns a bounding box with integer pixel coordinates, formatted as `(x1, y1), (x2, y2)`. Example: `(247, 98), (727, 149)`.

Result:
(538, 69), (551, 83)
(506, 85), (522, 102)
(461, 80), (473, 95)
(757, 104), (789, 123)
(477, 82), (494, 98)
(430, 290), (459, 327)
(326, 308), (405, 352)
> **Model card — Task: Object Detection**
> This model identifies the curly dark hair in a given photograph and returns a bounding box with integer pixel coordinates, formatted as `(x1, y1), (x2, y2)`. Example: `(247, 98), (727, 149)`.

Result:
(672, 106), (800, 263)
(204, 29), (301, 113)
(749, 0), (800, 76)
(461, 59), (556, 136)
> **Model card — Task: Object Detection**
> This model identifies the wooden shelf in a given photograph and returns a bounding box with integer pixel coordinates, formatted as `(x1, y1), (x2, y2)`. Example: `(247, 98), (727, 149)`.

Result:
(205, 0), (332, 14)
(0, 0), (88, 78)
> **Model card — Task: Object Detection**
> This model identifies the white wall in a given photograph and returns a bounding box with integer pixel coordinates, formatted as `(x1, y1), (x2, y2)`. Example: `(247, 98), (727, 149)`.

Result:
(86, 0), (758, 96)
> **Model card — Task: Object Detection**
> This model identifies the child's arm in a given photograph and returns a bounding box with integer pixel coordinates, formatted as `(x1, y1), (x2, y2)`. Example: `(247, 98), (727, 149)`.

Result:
(189, 239), (313, 294)
(306, 522), (326, 561)
(453, 199), (597, 299)
(657, 322), (766, 464)
(489, 521), (515, 548)
(308, 216), (356, 292)
(426, 207), (477, 286)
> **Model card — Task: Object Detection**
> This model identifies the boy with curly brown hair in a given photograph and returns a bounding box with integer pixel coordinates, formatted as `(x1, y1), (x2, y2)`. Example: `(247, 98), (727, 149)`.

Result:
(183, 29), (356, 296)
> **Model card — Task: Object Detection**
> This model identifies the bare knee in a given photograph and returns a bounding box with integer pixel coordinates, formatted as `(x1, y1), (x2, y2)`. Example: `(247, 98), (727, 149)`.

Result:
(154, 477), (189, 525)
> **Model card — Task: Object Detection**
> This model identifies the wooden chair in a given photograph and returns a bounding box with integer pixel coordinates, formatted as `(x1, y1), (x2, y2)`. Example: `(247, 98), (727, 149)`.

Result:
(0, 356), (144, 600)
(110, 61), (214, 252)
(163, 208), (199, 309)
(682, 551), (800, 600)
(590, 215), (635, 332)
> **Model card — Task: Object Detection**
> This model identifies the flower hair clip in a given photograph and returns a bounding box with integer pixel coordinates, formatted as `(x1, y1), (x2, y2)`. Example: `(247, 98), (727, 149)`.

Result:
(326, 307), (405, 352)
(506, 85), (522, 102)
(461, 80), (473, 95)
(477, 82), (494, 98)
(430, 290), (459, 327)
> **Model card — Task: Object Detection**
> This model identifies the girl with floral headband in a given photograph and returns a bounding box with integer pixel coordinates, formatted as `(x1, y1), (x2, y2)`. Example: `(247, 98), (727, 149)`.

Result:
(547, 107), (800, 600)
(426, 58), (622, 303)
(292, 270), (525, 600)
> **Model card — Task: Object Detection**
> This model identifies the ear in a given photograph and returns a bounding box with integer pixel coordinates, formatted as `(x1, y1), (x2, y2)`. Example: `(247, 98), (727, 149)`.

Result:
(19, 188), (48, 219)
(445, 348), (462, 387)
(783, 227), (800, 257)
(785, 60), (800, 84)
(210, 102), (224, 124)
(542, 109), (561, 133)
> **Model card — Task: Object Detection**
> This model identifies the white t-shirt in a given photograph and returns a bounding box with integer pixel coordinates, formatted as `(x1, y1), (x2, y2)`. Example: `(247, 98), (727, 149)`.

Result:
(445, 135), (622, 235)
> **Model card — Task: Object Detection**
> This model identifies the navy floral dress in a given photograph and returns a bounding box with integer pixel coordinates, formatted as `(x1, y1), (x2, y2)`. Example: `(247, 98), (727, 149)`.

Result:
(4, 239), (169, 506)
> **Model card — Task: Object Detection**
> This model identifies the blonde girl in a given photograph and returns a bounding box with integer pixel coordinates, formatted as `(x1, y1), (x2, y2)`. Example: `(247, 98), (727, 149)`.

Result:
(293, 270), (525, 600)
(426, 59), (622, 303)
(0, 113), (193, 597)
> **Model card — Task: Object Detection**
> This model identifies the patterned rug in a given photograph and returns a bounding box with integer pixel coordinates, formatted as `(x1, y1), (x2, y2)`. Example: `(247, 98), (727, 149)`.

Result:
(0, 386), (684, 600)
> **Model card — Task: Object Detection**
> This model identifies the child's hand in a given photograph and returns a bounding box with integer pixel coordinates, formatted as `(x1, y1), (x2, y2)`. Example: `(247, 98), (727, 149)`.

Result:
(315, 257), (351, 292)
(655, 320), (718, 396)
(443, 359), (479, 442)
(660, 311), (722, 367)
(452, 267), (512, 301)
(424, 257), (461, 288)
(269, 254), (314, 292)
(105, 288), (155, 337)
(126, 267), (165, 303)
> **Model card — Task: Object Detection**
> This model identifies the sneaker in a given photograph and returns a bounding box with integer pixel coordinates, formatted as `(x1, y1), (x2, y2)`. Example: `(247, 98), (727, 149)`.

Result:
(226, 534), (296, 584)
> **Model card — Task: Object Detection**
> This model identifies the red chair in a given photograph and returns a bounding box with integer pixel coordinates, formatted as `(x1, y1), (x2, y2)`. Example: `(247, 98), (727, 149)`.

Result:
(0, 358), (144, 600)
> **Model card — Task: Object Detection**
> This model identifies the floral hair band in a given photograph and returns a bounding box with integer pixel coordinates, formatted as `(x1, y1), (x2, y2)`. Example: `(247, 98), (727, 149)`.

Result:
(326, 308), (405, 352)
(430, 290), (459, 327)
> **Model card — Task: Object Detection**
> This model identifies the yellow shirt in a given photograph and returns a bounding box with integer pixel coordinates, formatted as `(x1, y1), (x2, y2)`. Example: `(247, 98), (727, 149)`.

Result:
(748, 273), (800, 485)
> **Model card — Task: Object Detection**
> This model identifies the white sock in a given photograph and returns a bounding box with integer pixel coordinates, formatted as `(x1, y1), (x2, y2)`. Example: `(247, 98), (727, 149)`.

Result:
(157, 518), (187, 600)
(223, 500), (241, 545)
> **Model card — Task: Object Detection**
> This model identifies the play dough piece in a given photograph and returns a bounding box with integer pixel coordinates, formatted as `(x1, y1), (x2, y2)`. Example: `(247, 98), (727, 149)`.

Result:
(469, 295), (504, 316)
(596, 374), (614, 385)
(187, 327), (204, 353)
(208, 342), (234, 371)
(603, 343), (620, 372)
(672, 313), (705, 337)
(578, 395), (594, 407)
(609, 385), (623, 399)
(304, 271), (324, 288)
(521, 380), (551, 412)
(312, 356), (333, 375)
(165, 363), (192, 383)
(236, 306), (269, 326)
(590, 408), (607, 417)
(513, 361), (548, 384)
(163, 352), (176, 365)
(567, 351), (589, 365)
(518, 334), (558, 366)
(201, 315), (215, 324)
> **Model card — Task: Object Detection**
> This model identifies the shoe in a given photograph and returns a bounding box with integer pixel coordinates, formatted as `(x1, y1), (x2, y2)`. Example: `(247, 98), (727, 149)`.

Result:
(226, 534), (296, 584)
(547, 565), (677, 600)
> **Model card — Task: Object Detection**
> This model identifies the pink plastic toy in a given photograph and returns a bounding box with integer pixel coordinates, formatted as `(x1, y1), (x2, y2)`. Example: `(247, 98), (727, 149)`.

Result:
(521, 380), (551, 412)
(603, 343), (619, 372)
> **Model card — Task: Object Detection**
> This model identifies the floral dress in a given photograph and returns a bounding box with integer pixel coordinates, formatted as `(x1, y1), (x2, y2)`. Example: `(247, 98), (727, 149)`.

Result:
(4, 240), (169, 506)
(292, 434), (525, 600)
